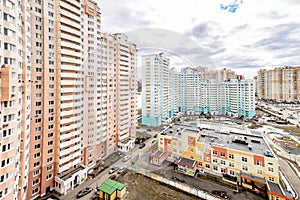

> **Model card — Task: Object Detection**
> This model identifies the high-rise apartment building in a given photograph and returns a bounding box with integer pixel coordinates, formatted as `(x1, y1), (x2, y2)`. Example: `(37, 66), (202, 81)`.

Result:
(257, 66), (300, 102)
(199, 79), (256, 118)
(29, 0), (86, 198)
(142, 62), (256, 126)
(0, 0), (31, 199)
(179, 67), (202, 114)
(1, 0), (137, 198)
(142, 53), (174, 127)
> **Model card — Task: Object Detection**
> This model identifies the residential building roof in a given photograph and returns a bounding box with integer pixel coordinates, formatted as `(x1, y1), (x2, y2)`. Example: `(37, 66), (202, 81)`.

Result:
(98, 179), (125, 195)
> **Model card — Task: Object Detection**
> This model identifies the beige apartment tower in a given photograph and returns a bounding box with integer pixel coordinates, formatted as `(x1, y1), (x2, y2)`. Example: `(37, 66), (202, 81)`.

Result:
(257, 66), (300, 102)
(0, 0), (31, 199)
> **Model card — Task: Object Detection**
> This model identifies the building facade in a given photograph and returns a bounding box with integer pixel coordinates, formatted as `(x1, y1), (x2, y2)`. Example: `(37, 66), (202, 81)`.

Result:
(155, 124), (282, 190)
(0, 0), (31, 199)
(142, 63), (256, 126)
(142, 53), (173, 127)
(199, 79), (256, 118)
(257, 66), (300, 102)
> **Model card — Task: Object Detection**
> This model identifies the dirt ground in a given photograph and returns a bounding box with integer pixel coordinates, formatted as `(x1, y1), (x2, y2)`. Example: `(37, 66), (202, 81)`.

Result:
(117, 172), (199, 200)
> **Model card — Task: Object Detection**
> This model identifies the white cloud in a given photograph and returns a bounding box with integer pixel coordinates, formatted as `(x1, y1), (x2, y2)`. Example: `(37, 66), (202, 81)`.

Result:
(98, 0), (300, 78)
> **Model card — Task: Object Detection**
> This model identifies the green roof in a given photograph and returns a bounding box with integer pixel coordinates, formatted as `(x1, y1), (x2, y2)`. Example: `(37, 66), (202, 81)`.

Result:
(98, 179), (126, 195)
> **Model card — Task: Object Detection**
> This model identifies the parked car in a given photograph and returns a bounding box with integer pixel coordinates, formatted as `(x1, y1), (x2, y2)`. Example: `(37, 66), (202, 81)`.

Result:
(76, 187), (93, 198)
(139, 143), (146, 149)
(118, 166), (127, 174)
(147, 128), (152, 131)
(109, 166), (118, 174)
(109, 174), (117, 180)
(122, 155), (131, 162)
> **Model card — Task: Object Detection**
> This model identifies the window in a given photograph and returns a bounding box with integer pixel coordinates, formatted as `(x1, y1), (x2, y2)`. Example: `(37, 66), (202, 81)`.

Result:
(32, 187), (39, 195)
(48, 117), (54, 121)
(46, 173), (53, 180)
(34, 152), (41, 158)
(213, 166), (218, 171)
(213, 158), (218, 163)
(48, 141), (53, 146)
(256, 160), (262, 166)
(257, 169), (262, 175)
(242, 166), (248, 171)
(33, 178), (40, 185)
(33, 161), (40, 167)
(34, 135), (41, 140)
(213, 150), (217, 156)
(268, 167), (274, 172)
(48, 133), (53, 138)
(47, 157), (53, 163)
(47, 165), (53, 171)
(36, 68), (42, 72)
(241, 157), (248, 162)
(205, 163), (210, 169)
(221, 168), (226, 173)
(229, 154), (234, 159)
(48, 149), (53, 154)
(33, 170), (40, 176)
(36, 102), (42, 106)
(35, 118), (42, 123)
(220, 160), (226, 165)
(48, 125), (54, 130)
(268, 177), (274, 182)
(229, 162), (234, 167)
(34, 144), (41, 149)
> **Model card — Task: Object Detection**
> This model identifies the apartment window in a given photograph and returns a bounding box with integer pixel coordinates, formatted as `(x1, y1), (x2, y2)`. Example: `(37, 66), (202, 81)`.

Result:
(33, 169), (40, 176)
(213, 166), (218, 171)
(49, 69), (54, 73)
(34, 152), (41, 158)
(242, 166), (248, 171)
(48, 11), (54, 17)
(49, 84), (54, 89)
(213, 158), (218, 163)
(229, 154), (234, 159)
(36, 85), (42, 89)
(32, 187), (39, 195)
(47, 165), (53, 171)
(35, 127), (42, 132)
(241, 157), (248, 162)
(257, 169), (262, 175)
(49, 52), (55, 57)
(36, 93), (42, 98)
(49, 101), (54, 105)
(229, 170), (235, 176)
(256, 160), (262, 166)
(268, 167), (274, 172)
(33, 178), (40, 185)
(36, 33), (42, 39)
(220, 160), (226, 165)
(34, 135), (41, 140)
(36, 102), (42, 106)
(49, 108), (54, 113)
(33, 161), (40, 167)
(46, 174), (53, 180)
(36, 50), (42, 56)
(36, 25), (42, 30)
(220, 152), (226, 157)
(213, 150), (217, 156)
(34, 144), (41, 149)
(229, 162), (234, 167)
(48, 125), (54, 130)
(268, 177), (274, 182)
(36, 42), (42, 47)
(35, 118), (42, 123)
(48, 116), (54, 121)
(48, 149), (53, 154)
(36, 68), (42, 72)
(35, 0), (41, 5)
(49, 44), (54, 49)
(48, 28), (54, 33)
(48, 141), (53, 146)
(48, 3), (54, 9)
(47, 157), (53, 163)
(48, 133), (53, 138)
(35, 16), (42, 22)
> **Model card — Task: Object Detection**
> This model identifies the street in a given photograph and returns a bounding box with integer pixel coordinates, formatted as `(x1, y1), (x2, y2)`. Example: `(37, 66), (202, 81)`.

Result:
(278, 158), (300, 200)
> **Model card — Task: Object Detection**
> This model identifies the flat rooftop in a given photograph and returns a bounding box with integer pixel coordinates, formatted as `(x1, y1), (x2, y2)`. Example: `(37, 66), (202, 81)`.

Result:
(162, 123), (272, 156)
(151, 150), (164, 157)
(267, 181), (284, 195)
(177, 157), (196, 167)
(58, 166), (85, 181)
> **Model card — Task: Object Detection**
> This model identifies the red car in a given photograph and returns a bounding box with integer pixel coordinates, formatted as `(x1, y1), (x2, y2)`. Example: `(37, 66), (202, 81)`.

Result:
(109, 174), (116, 180)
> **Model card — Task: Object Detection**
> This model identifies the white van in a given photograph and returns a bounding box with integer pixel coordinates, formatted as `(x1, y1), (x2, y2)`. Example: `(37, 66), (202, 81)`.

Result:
(122, 155), (131, 162)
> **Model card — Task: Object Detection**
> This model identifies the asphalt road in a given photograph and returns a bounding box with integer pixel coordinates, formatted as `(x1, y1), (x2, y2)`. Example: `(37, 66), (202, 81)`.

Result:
(278, 158), (300, 200)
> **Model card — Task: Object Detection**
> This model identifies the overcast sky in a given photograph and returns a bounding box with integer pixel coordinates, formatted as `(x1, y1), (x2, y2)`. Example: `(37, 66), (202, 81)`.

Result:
(97, 0), (300, 78)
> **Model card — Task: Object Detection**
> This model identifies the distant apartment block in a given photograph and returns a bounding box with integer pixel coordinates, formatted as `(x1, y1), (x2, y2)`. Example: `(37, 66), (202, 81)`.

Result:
(257, 66), (300, 102)
(142, 60), (256, 126)
(152, 124), (292, 199)
(200, 79), (256, 118)
(142, 53), (174, 127)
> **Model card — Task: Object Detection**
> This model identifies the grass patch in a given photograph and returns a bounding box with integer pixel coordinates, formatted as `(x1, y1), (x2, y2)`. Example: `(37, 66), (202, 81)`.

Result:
(273, 125), (300, 135)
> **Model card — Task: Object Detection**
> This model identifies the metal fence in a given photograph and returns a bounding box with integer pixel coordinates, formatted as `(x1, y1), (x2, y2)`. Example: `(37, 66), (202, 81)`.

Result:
(128, 165), (223, 200)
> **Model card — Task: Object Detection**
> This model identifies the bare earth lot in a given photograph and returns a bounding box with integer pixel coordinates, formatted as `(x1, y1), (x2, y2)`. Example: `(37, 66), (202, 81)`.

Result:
(117, 172), (199, 200)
